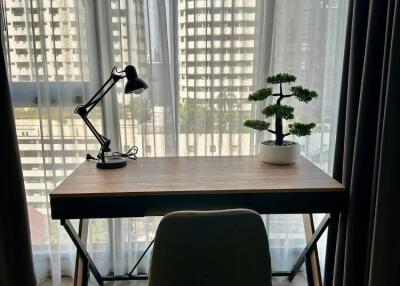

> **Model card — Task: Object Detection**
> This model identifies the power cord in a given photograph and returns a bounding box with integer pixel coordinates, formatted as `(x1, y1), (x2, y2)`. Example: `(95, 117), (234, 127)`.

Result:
(85, 146), (139, 161)
(112, 146), (138, 160)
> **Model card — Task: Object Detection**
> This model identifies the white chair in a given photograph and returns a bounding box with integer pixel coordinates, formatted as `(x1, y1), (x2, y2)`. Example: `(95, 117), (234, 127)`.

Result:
(149, 209), (272, 286)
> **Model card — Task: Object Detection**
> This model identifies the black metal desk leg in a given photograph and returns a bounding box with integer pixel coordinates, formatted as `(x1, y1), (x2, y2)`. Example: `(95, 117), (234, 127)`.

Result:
(323, 213), (339, 286)
(61, 219), (151, 284)
(61, 219), (104, 285)
(74, 219), (89, 286)
(303, 214), (322, 286)
(289, 214), (331, 281)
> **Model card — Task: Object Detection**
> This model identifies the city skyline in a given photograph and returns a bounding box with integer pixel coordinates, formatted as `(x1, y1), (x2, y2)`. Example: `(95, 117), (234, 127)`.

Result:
(4, 0), (344, 251)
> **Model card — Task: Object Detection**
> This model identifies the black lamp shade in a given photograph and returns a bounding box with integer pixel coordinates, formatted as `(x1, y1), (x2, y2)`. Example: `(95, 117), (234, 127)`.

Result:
(124, 65), (148, 94)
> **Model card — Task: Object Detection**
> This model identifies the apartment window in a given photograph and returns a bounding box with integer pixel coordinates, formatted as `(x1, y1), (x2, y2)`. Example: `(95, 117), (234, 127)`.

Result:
(11, 7), (24, 16)
(14, 35), (27, 41)
(210, 145), (216, 152)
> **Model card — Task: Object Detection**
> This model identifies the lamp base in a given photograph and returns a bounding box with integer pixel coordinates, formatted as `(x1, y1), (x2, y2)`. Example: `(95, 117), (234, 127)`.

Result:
(96, 155), (127, 169)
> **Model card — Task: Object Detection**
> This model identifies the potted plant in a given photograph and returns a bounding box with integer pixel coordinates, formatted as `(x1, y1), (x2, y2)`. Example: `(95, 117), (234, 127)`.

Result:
(244, 73), (317, 164)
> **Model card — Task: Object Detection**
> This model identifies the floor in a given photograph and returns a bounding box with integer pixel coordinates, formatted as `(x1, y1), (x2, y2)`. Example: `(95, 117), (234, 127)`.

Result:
(40, 273), (307, 286)
(39, 248), (309, 286)
(39, 244), (309, 285)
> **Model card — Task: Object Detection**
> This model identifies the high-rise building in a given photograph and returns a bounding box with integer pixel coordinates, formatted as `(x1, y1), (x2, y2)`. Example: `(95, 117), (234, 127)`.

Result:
(3, 0), (97, 222)
(177, 0), (256, 156)
(4, 0), (86, 81)
(4, 0), (344, 251)
(178, 0), (256, 100)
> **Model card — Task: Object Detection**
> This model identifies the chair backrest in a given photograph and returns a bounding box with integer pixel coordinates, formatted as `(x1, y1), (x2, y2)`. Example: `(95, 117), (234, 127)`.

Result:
(149, 209), (272, 286)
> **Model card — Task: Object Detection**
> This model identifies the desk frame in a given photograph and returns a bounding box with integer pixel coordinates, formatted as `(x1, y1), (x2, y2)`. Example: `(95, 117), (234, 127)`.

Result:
(60, 213), (337, 286)
(50, 157), (345, 286)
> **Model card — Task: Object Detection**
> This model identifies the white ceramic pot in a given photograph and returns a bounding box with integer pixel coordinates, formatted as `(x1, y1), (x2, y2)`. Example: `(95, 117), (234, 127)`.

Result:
(258, 141), (300, 165)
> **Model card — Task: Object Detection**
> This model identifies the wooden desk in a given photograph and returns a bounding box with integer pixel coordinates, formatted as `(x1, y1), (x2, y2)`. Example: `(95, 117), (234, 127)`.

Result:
(50, 156), (346, 286)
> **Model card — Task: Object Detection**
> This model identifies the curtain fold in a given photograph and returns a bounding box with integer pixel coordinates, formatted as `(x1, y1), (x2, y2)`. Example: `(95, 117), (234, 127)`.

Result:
(0, 27), (36, 286)
(333, 0), (400, 285)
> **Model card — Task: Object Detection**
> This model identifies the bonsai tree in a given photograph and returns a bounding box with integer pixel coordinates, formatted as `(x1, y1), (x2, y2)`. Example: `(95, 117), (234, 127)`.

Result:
(244, 73), (317, 145)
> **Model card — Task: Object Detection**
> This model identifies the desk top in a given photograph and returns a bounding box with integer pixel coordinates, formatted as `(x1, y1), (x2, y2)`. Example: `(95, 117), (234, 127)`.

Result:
(51, 156), (344, 198)
(50, 156), (345, 218)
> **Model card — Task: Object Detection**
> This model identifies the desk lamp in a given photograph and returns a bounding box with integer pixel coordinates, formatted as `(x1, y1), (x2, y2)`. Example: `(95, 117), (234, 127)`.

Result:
(75, 65), (148, 169)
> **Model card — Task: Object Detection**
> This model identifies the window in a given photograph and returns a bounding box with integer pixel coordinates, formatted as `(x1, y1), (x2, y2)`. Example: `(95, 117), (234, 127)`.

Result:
(3, 0), (348, 282)
(3, 0), (97, 252)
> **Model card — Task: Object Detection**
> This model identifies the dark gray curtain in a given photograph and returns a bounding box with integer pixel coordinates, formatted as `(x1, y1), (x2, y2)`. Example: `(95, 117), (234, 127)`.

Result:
(0, 34), (36, 285)
(333, 0), (400, 285)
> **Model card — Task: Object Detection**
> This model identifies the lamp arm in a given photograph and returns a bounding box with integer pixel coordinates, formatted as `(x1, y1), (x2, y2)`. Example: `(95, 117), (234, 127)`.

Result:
(83, 76), (113, 109)
(80, 114), (108, 146)
(74, 71), (123, 159)
(85, 74), (122, 113)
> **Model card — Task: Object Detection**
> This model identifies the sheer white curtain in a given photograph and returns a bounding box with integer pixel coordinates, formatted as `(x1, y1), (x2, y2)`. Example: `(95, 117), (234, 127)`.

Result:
(266, 0), (348, 273)
(270, 0), (348, 173)
(2, 0), (99, 284)
(2, 0), (347, 284)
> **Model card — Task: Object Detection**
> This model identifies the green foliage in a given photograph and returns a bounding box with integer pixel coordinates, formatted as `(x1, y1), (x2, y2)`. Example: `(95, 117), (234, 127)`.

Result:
(179, 97), (252, 133)
(243, 120), (270, 131)
(244, 72), (317, 143)
(291, 86), (318, 103)
(288, 122), (316, 136)
(262, 104), (294, 120)
(179, 98), (213, 133)
(124, 99), (153, 123)
(248, 88), (272, 101)
(267, 73), (296, 84)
